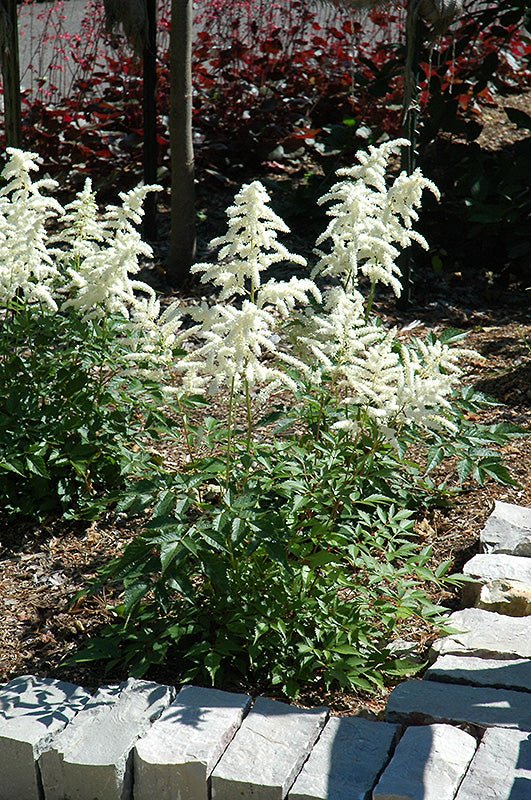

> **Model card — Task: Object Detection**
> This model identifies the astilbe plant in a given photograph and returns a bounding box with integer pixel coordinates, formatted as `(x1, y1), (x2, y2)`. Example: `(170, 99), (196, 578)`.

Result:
(75, 139), (520, 697)
(0, 148), (175, 517)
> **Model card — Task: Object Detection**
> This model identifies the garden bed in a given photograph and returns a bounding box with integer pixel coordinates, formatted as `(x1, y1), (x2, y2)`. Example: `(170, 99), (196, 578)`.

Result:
(1, 288), (528, 715)
(0, 35), (529, 711)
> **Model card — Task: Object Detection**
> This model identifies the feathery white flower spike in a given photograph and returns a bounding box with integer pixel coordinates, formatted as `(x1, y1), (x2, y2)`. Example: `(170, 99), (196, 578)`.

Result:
(314, 139), (439, 297)
(0, 148), (63, 309)
(59, 183), (162, 322)
(178, 180), (318, 396)
(191, 180), (307, 300)
(176, 300), (303, 396)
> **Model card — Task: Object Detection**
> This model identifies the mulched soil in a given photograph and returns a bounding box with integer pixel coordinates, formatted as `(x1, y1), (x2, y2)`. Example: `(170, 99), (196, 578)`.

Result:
(0, 102), (529, 716)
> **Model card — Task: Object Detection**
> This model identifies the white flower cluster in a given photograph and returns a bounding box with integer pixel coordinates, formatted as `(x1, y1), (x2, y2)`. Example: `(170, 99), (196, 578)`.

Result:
(0, 149), (63, 310)
(171, 142), (473, 435)
(0, 148), (172, 375)
(190, 181), (307, 300)
(174, 180), (321, 396)
(282, 140), (469, 436)
(0, 149), (160, 322)
(0, 142), (474, 435)
(332, 329), (476, 434)
(313, 139), (440, 296)
(52, 180), (160, 322)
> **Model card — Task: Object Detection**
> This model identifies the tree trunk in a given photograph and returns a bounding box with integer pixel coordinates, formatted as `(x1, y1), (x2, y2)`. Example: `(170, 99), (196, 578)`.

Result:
(168, 0), (196, 286)
(142, 0), (158, 241)
(1, 0), (22, 147)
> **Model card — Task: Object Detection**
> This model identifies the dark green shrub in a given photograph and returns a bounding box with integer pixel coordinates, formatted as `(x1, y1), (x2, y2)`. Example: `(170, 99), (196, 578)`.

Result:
(0, 303), (169, 518)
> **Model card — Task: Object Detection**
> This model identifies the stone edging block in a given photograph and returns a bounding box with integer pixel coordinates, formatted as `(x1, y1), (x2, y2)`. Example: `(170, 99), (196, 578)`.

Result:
(134, 685), (251, 800)
(288, 716), (399, 800)
(386, 679), (531, 730)
(462, 554), (531, 608)
(430, 608), (531, 660)
(373, 723), (477, 800)
(210, 696), (328, 799)
(0, 675), (91, 800)
(475, 578), (531, 616)
(455, 726), (531, 799)
(480, 500), (531, 556)
(39, 678), (174, 800)
(426, 653), (531, 693)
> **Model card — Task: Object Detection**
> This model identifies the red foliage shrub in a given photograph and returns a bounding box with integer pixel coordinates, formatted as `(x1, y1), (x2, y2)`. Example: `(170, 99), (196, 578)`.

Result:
(2, 0), (528, 195)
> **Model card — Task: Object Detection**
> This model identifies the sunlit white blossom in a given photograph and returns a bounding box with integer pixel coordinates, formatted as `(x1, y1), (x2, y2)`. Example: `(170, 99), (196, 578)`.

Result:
(58, 184), (162, 322)
(258, 276), (321, 317)
(178, 181), (319, 396)
(395, 337), (478, 433)
(191, 180), (307, 300)
(176, 300), (304, 395)
(337, 330), (403, 421)
(292, 286), (368, 368)
(0, 148), (63, 309)
(313, 140), (439, 297)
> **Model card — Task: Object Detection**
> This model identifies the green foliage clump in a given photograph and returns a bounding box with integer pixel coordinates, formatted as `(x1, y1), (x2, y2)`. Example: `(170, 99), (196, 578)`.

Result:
(75, 380), (520, 698)
(0, 304), (169, 518)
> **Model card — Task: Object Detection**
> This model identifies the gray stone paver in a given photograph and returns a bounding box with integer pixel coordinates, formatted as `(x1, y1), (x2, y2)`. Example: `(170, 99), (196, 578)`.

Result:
(426, 654), (531, 693)
(134, 685), (251, 800)
(475, 578), (531, 616)
(372, 724), (477, 800)
(431, 608), (531, 660)
(480, 501), (531, 557)
(386, 679), (531, 730)
(462, 554), (531, 606)
(39, 678), (174, 800)
(0, 675), (91, 800)
(210, 697), (328, 799)
(288, 716), (398, 800)
(455, 726), (531, 800)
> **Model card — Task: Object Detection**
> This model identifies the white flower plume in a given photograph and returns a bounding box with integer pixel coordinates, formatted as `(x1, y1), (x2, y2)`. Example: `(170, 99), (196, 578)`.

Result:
(333, 330), (475, 434)
(313, 139), (440, 297)
(0, 149), (174, 375)
(178, 181), (319, 396)
(0, 148), (63, 309)
(191, 180), (307, 300)
(395, 337), (477, 433)
(176, 300), (303, 396)
(57, 183), (162, 322)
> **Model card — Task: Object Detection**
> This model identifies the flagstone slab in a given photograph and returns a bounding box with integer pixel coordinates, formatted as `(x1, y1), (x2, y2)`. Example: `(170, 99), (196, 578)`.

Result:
(211, 697), (328, 799)
(373, 724), (477, 800)
(134, 685), (251, 800)
(287, 716), (398, 800)
(455, 726), (531, 800)
(385, 680), (531, 730)
(39, 678), (174, 800)
(430, 608), (531, 660)
(480, 501), (531, 557)
(475, 578), (531, 616)
(0, 675), (91, 800)
(462, 555), (531, 605)
(426, 654), (531, 693)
